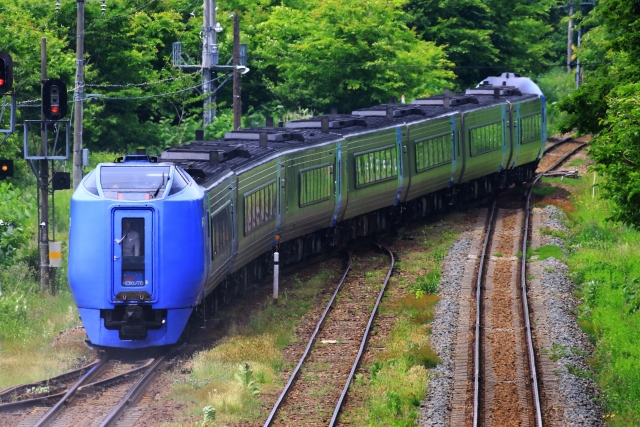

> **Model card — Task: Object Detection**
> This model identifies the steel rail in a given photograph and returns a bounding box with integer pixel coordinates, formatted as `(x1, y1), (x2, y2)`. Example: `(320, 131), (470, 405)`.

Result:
(0, 359), (100, 402)
(0, 358), (156, 413)
(100, 354), (168, 427)
(543, 136), (575, 154)
(33, 355), (110, 427)
(542, 142), (587, 173)
(472, 199), (497, 427)
(263, 251), (352, 427)
(329, 243), (394, 426)
(519, 142), (585, 427)
(523, 177), (544, 427)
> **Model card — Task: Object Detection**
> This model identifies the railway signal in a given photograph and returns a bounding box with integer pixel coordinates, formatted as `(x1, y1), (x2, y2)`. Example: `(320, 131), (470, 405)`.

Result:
(42, 78), (68, 120)
(0, 52), (13, 95)
(0, 159), (14, 180)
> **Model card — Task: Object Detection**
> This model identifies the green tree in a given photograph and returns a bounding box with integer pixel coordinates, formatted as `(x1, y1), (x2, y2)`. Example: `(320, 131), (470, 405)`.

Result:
(406, 0), (556, 88)
(588, 84), (640, 226)
(251, 0), (454, 113)
(558, 0), (640, 227)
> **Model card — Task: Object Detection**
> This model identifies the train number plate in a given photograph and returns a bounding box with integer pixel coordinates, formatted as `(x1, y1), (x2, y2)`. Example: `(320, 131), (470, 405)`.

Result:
(122, 270), (145, 287)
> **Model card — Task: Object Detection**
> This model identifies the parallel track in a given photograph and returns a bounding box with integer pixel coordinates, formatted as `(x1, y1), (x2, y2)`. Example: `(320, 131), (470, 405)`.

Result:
(0, 353), (169, 427)
(264, 245), (394, 426)
(470, 139), (586, 426)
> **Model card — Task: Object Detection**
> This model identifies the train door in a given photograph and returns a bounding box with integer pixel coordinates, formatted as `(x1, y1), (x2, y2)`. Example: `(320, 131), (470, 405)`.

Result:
(112, 209), (154, 301)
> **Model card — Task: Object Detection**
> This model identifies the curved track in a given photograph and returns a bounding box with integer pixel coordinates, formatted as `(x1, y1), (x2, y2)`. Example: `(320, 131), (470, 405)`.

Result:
(264, 245), (394, 427)
(0, 352), (169, 427)
(468, 140), (587, 426)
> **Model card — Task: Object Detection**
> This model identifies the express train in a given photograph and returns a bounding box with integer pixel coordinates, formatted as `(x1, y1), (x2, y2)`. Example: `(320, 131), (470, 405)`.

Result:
(68, 73), (545, 348)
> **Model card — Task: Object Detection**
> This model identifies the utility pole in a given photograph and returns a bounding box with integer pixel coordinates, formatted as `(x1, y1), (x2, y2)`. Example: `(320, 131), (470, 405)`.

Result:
(202, 0), (216, 127)
(233, 12), (241, 131)
(72, 0), (85, 190)
(567, 0), (574, 73)
(39, 38), (50, 295)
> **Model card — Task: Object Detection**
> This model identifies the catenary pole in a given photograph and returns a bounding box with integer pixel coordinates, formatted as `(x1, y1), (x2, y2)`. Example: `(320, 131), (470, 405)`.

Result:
(40, 38), (50, 294)
(202, 0), (216, 127)
(73, 0), (84, 190)
(233, 12), (241, 131)
(567, 0), (574, 73)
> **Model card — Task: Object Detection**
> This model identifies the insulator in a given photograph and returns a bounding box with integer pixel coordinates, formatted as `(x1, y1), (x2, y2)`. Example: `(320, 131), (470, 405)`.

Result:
(55, 0), (60, 13)
(101, 0), (106, 15)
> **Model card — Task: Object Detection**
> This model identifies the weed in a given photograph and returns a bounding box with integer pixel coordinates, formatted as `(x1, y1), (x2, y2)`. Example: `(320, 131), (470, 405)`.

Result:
(493, 253), (503, 258)
(414, 270), (441, 296)
(202, 405), (216, 422)
(566, 364), (590, 379)
(529, 245), (564, 261)
(549, 343), (569, 362)
(540, 228), (567, 239)
(234, 363), (260, 395)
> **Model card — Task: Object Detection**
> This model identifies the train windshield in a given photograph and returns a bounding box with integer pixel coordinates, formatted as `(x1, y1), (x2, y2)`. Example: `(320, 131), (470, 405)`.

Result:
(101, 166), (171, 200)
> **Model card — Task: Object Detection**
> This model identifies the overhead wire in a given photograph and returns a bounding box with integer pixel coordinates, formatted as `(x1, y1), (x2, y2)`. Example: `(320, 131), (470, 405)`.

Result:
(15, 73), (231, 107)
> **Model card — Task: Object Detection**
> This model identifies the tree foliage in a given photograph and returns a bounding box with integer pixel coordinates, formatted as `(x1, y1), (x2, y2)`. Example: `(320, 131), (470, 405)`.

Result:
(559, 0), (640, 227)
(0, 0), (566, 156)
(405, 0), (557, 87)
(251, 0), (453, 112)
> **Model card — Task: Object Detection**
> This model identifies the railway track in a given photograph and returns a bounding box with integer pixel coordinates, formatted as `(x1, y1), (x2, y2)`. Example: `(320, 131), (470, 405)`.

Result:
(264, 244), (394, 426)
(539, 134), (589, 173)
(0, 352), (170, 427)
(447, 139), (587, 427)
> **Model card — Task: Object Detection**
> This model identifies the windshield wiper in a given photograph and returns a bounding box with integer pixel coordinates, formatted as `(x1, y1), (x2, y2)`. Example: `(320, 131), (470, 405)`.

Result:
(152, 172), (165, 198)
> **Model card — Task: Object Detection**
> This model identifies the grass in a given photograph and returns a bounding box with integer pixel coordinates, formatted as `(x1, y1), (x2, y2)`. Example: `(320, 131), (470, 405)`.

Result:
(338, 214), (460, 426)
(343, 295), (438, 426)
(566, 158), (586, 167)
(0, 262), (92, 388)
(0, 182), (91, 389)
(560, 171), (640, 424)
(172, 268), (336, 424)
(528, 244), (564, 261)
(541, 175), (586, 188)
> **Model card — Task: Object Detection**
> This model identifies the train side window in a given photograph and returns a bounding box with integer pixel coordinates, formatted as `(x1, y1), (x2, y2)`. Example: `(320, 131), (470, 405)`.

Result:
(168, 167), (190, 196)
(354, 145), (398, 188)
(415, 132), (453, 172)
(83, 170), (99, 195)
(244, 181), (278, 235)
(520, 113), (542, 144)
(210, 205), (232, 260)
(299, 164), (332, 207)
(469, 121), (502, 156)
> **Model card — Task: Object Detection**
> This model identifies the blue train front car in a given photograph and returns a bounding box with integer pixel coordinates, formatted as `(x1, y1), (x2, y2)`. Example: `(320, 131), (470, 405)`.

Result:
(68, 155), (207, 348)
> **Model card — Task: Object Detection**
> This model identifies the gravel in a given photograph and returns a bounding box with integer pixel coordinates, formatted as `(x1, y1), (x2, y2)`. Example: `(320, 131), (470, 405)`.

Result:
(536, 257), (603, 425)
(540, 204), (568, 248)
(535, 205), (603, 425)
(417, 234), (473, 426)
(418, 205), (603, 426)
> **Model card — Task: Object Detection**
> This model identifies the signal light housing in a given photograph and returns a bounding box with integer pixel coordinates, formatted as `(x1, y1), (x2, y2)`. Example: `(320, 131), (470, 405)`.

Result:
(42, 78), (68, 120)
(0, 159), (14, 180)
(0, 51), (13, 95)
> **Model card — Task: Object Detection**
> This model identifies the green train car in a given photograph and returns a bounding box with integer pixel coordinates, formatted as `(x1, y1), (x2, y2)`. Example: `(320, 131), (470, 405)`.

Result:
(159, 73), (545, 299)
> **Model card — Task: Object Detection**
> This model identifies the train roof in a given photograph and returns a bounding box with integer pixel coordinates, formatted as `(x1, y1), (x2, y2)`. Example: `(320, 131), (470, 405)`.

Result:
(160, 88), (540, 190)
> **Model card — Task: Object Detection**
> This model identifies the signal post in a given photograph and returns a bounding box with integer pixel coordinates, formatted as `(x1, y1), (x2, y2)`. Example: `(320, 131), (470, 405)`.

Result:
(30, 39), (70, 295)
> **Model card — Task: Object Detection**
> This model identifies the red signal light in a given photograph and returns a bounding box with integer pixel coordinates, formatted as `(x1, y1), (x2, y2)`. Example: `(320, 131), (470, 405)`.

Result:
(51, 106), (59, 114)
(0, 78), (4, 86)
